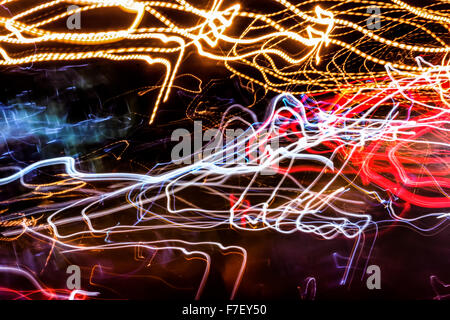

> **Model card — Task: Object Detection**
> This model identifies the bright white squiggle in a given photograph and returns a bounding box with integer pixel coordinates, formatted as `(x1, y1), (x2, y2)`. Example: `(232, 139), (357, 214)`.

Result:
(1, 59), (448, 245)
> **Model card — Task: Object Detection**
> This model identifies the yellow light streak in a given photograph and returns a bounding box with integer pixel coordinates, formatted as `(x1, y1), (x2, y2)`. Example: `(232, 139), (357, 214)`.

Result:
(0, 0), (448, 123)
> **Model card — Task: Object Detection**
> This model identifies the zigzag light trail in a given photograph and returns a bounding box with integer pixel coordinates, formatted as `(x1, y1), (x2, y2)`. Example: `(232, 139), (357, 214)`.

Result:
(0, 0), (448, 301)
(0, 0), (448, 123)
(1, 59), (448, 238)
(1, 58), (449, 298)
